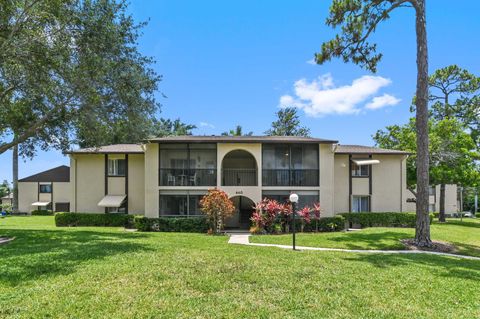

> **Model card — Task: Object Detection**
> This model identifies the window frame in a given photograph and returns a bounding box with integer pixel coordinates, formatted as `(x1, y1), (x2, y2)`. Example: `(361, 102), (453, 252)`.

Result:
(351, 162), (370, 177)
(39, 184), (52, 194)
(108, 158), (126, 177)
(351, 195), (370, 212)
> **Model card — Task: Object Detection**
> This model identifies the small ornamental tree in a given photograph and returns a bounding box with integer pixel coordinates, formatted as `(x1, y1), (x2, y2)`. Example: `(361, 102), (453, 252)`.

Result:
(313, 202), (321, 232)
(199, 189), (235, 234)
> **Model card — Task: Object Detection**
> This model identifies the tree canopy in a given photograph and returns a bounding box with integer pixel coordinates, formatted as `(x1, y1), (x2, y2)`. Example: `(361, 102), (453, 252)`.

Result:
(265, 107), (310, 137)
(374, 118), (479, 189)
(0, 0), (161, 156)
(221, 125), (253, 136)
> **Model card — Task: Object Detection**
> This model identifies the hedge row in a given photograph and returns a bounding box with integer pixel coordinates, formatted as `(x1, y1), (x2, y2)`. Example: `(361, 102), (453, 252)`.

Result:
(340, 212), (433, 228)
(31, 210), (54, 216)
(133, 216), (208, 233)
(55, 212), (134, 227)
(293, 216), (345, 232)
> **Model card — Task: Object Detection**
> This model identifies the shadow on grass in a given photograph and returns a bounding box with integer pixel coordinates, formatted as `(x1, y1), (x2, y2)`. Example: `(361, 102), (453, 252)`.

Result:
(0, 228), (152, 286)
(434, 220), (480, 229)
(344, 251), (480, 282)
(324, 231), (408, 250)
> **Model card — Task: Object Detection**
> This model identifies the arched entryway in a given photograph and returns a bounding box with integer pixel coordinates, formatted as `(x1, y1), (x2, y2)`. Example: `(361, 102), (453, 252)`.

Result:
(225, 196), (255, 229)
(221, 150), (258, 186)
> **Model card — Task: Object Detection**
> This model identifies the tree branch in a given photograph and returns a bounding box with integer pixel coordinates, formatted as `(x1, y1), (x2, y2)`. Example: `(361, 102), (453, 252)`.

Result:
(0, 95), (74, 155)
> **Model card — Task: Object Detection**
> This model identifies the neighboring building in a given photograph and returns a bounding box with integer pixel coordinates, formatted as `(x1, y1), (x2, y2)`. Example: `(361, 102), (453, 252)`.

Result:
(66, 136), (414, 228)
(1, 193), (12, 207)
(18, 165), (71, 213)
(404, 184), (459, 214)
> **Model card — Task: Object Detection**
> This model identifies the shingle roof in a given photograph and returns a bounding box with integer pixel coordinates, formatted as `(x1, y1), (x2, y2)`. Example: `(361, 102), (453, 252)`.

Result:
(19, 165), (70, 183)
(66, 144), (144, 154)
(147, 135), (338, 144)
(335, 144), (410, 155)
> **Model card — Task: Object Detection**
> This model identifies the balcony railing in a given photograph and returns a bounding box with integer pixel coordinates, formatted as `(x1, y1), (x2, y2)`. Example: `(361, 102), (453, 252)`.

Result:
(222, 168), (257, 186)
(262, 169), (319, 186)
(159, 168), (216, 186)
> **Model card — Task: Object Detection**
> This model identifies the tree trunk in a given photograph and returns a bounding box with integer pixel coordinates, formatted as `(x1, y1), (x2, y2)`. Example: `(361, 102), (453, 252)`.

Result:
(12, 144), (19, 214)
(413, 0), (432, 247)
(439, 183), (446, 222)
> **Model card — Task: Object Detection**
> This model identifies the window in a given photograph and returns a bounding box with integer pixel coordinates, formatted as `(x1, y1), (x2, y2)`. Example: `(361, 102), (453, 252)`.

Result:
(352, 196), (370, 212)
(429, 186), (436, 196)
(108, 159), (126, 176)
(429, 204), (436, 212)
(159, 191), (206, 216)
(351, 163), (369, 177)
(39, 184), (52, 193)
(262, 191), (319, 209)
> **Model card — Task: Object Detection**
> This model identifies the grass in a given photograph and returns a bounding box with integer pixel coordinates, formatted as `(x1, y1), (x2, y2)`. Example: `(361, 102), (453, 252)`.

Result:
(0, 216), (479, 318)
(251, 218), (480, 258)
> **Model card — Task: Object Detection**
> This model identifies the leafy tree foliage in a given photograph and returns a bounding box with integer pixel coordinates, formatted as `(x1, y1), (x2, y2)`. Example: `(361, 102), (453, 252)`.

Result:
(427, 65), (480, 147)
(0, 180), (10, 199)
(315, 0), (431, 246)
(149, 118), (197, 138)
(221, 125), (253, 136)
(265, 107), (310, 137)
(374, 118), (479, 220)
(0, 0), (161, 156)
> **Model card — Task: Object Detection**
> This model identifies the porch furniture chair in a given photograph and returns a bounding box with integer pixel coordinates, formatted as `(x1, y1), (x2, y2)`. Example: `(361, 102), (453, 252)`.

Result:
(189, 172), (197, 186)
(167, 174), (176, 186)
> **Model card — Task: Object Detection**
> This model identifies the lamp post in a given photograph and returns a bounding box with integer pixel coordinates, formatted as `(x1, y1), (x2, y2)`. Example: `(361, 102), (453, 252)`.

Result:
(289, 193), (299, 251)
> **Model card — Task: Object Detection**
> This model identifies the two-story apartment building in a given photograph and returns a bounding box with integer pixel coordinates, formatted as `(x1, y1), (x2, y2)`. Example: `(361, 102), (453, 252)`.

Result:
(66, 136), (412, 228)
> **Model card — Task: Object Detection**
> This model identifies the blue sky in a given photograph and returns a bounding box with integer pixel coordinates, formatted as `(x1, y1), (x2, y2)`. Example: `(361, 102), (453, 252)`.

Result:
(1, 0), (479, 182)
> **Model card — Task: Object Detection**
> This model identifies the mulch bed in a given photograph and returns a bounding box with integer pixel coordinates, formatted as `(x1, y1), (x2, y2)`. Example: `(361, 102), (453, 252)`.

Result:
(401, 239), (458, 254)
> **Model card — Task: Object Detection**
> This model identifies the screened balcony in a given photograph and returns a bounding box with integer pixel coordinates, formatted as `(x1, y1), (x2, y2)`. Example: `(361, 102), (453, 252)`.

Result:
(262, 144), (319, 186)
(222, 150), (257, 186)
(159, 143), (217, 186)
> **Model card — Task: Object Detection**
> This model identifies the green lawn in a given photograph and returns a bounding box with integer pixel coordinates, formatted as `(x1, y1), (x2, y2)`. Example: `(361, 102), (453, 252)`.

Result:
(1, 216), (479, 318)
(251, 218), (480, 258)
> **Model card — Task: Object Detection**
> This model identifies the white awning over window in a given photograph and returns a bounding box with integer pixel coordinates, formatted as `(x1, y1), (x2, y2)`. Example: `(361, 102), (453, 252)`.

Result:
(31, 201), (50, 206)
(351, 159), (380, 166)
(98, 195), (126, 208)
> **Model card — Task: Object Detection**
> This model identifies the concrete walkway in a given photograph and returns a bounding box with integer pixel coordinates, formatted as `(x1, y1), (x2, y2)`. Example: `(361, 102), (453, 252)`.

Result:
(228, 234), (480, 261)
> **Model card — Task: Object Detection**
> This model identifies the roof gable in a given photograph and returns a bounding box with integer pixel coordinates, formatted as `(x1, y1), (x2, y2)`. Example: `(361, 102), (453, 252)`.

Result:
(19, 165), (70, 183)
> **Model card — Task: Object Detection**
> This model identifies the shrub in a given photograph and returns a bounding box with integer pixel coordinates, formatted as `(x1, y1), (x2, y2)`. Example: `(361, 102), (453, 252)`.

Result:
(339, 212), (434, 228)
(200, 189), (235, 233)
(31, 209), (54, 216)
(55, 212), (134, 227)
(133, 216), (208, 233)
(295, 216), (345, 232)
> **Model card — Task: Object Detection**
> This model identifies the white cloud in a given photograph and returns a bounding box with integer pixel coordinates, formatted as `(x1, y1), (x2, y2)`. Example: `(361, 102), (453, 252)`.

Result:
(279, 73), (399, 117)
(365, 93), (401, 110)
(306, 58), (316, 65)
(199, 122), (215, 129)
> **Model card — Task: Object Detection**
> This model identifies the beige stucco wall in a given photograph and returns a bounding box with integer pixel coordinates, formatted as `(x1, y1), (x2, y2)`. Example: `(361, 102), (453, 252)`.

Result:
(72, 154), (105, 213)
(53, 182), (70, 204)
(351, 178), (369, 195)
(333, 154), (349, 213)
(108, 177), (125, 195)
(371, 155), (403, 212)
(319, 144), (334, 217)
(434, 184), (458, 213)
(128, 154), (145, 214)
(144, 143), (159, 218)
(18, 182), (38, 213)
